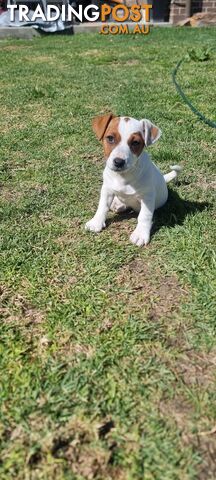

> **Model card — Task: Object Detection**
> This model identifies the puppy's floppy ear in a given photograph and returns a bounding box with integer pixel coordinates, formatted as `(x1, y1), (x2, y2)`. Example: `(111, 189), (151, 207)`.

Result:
(92, 113), (114, 141)
(141, 119), (162, 146)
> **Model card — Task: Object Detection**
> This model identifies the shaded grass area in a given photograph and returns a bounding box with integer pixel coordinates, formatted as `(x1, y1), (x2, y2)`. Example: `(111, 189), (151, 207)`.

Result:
(0, 28), (216, 479)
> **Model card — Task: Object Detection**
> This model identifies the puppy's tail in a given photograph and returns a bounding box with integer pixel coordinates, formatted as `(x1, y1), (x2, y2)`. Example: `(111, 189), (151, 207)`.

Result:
(164, 165), (182, 183)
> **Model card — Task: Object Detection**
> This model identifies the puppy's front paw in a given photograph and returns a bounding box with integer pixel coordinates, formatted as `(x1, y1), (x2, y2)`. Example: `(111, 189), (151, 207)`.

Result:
(85, 217), (106, 233)
(130, 226), (150, 247)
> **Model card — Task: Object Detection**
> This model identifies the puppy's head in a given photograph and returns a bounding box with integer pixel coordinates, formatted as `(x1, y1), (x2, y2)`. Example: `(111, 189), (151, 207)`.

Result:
(92, 113), (161, 172)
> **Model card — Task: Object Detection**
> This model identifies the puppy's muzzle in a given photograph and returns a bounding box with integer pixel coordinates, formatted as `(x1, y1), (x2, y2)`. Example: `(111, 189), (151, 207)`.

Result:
(113, 157), (125, 169)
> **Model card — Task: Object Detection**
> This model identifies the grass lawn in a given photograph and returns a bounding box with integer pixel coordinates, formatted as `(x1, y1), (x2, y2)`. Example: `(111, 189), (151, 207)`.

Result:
(0, 27), (216, 480)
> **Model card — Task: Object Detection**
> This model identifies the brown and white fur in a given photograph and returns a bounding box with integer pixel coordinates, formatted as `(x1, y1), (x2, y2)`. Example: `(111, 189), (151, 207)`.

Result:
(85, 113), (181, 247)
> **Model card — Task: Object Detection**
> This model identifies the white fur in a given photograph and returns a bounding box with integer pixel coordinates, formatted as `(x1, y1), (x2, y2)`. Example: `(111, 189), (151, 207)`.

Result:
(85, 117), (181, 246)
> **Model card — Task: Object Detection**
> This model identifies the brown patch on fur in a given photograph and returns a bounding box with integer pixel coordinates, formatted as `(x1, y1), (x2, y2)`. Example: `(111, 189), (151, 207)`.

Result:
(102, 117), (121, 159)
(92, 113), (115, 141)
(124, 117), (130, 122)
(127, 132), (145, 157)
(151, 125), (159, 143)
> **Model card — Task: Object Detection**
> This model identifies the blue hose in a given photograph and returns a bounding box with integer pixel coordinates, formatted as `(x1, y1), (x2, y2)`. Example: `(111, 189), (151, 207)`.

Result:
(172, 56), (216, 129)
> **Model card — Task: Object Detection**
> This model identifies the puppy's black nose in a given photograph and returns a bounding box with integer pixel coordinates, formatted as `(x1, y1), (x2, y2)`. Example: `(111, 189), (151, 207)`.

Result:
(114, 157), (125, 168)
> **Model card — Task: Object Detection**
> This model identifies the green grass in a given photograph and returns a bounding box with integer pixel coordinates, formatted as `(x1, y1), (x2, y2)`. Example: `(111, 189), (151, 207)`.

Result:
(0, 27), (216, 480)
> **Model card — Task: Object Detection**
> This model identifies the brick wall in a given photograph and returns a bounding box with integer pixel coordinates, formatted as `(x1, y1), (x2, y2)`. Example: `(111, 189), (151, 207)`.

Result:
(169, 0), (216, 24)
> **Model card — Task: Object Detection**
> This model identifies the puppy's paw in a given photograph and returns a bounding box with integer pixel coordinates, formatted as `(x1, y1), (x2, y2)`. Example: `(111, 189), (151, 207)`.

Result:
(110, 197), (127, 213)
(85, 217), (106, 233)
(130, 226), (150, 247)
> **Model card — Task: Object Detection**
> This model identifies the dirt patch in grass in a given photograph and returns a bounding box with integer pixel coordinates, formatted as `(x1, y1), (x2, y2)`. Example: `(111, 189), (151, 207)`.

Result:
(54, 219), (84, 251)
(0, 183), (48, 203)
(0, 286), (45, 349)
(162, 396), (216, 480)
(55, 231), (80, 246)
(195, 176), (216, 191)
(125, 59), (140, 66)
(82, 152), (103, 165)
(55, 331), (95, 360)
(196, 434), (216, 480)
(2, 45), (32, 52)
(62, 146), (76, 159)
(0, 106), (26, 134)
(0, 186), (23, 202)
(159, 348), (216, 480)
(1, 416), (125, 480)
(107, 211), (137, 238)
(159, 396), (216, 480)
(116, 257), (187, 320)
(29, 104), (52, 124)
(159, 396), (193, 438)
(1, 291), (43, 326)
(175, 349), (216, 387)
(49, 274), (77, 289)
(181, 173), (216, 192)
(27, 55), (56, 64)
(82, 49), (100, 57)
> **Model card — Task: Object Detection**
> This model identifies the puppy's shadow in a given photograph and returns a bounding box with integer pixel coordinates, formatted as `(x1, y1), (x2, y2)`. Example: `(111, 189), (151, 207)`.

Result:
(152, 189), (210, 236)
(107, 189), (210, 235)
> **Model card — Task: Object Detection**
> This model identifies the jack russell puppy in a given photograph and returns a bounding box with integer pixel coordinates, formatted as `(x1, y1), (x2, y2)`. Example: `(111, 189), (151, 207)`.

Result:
(85, 113), (181, 246)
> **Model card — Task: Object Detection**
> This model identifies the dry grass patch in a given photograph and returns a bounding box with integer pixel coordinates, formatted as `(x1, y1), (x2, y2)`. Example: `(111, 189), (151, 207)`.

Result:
(195, 175), (216, 191)
(23, 104), (52, 125)
(82, 49), (101, 57)
(0, 186), (23, 202)
(116, 257), (187, 320)
(196, 434), (216, 480)
(125, 59), (140, 66)
(175, 349), (216, 388)
(1, 45), (32, 52)
(82, 152), (104, 165)
(159, 393), (216, 480)
(62, 146), (76, 159)
(0, 286), (45, 349)
(0, 106), (26, 134)
(0, 183), (48, 203)
(53, 328), (95, 360)
(55, 218), (84, 246)
(159, 348), (216, 480)
(26, 55), (56, 65)
(159, 396), (193, 439)
(1, 415), (125, 480)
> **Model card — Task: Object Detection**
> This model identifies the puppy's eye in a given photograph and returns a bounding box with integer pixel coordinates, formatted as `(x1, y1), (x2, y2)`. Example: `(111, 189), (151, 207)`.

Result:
(106, 135), (115, 144)
(131, 140), (140, 147)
